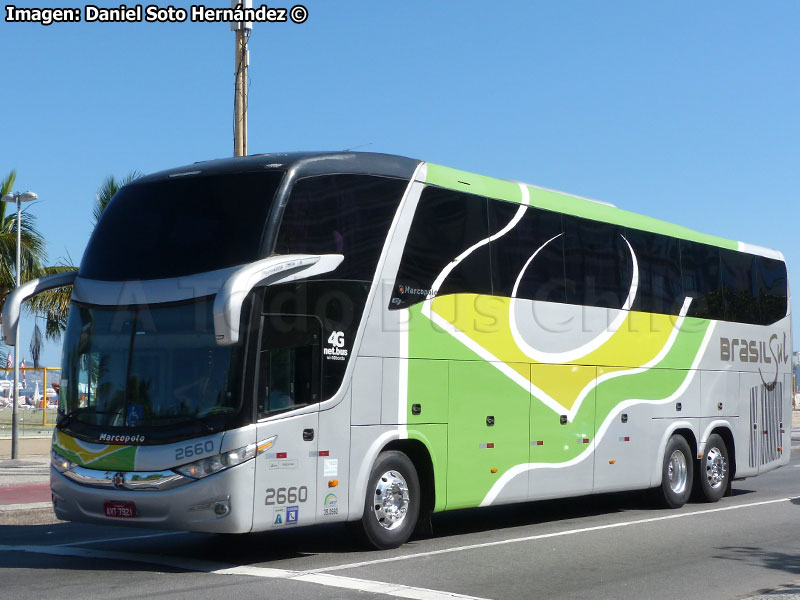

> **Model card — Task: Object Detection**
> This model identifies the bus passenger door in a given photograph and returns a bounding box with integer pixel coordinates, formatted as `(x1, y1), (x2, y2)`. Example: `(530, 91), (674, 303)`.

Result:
(252, 314), (321, 531)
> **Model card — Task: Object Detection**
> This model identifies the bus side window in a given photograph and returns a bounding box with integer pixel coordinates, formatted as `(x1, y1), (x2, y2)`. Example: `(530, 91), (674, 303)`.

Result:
(720, 249), (756, 323)
(488, 199), (566, 303)
(754, 256), (788, 325)
(563, 215), (632, 309)
(257, 314), (321, 419)
(624, 228), (683, 316)
(275, 174), (407, 282)
(680, 240), (723, 320)
(391, 186), (492, 309)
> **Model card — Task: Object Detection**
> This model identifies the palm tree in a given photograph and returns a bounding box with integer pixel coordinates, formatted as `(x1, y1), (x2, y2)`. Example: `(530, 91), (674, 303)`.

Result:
(0, 170), (47, 294)
(0, 168), (141, 365)
(34, 170), (141, 344)
(27, 264), (78, 341)
(1, 170), (76, 353)
(92, 171), (141, 225)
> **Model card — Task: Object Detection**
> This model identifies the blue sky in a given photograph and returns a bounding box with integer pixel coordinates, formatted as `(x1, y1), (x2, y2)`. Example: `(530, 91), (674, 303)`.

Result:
(1, 1), (799, 366)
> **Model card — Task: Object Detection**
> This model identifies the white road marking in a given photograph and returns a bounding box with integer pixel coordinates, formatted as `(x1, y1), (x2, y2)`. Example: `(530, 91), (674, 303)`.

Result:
(308, 496), (799, 574)
(3, 496), (796, 599)
(221, 568), (485, 599)
(0, 544), (487, 600)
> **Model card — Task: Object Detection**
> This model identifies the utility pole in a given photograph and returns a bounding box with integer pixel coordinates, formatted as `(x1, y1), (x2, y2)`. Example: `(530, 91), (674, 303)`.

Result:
(232, 0), (252, 157)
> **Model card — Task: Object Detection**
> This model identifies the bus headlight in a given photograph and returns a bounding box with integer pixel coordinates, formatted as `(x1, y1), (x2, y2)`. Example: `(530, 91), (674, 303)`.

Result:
(51, 448), (75, 473)
(174, 436), (276, 480)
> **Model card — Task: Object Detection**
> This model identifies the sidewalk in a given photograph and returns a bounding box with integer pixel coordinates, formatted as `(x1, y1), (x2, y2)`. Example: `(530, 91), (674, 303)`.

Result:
(0, 435), (52, 457)
(0, 454), (55, 525)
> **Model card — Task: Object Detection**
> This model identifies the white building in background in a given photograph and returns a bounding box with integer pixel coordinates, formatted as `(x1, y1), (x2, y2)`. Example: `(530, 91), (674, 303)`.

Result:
(794, 351), (800, 392)
(794, 352), (800, 409)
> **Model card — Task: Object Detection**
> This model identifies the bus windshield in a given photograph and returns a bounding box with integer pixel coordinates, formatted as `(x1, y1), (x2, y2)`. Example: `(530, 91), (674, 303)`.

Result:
(59, 298), (241, 441)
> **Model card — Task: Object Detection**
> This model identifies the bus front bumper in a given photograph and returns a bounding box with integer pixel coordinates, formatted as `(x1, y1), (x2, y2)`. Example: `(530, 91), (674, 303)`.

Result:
(50, 460), (256, 533)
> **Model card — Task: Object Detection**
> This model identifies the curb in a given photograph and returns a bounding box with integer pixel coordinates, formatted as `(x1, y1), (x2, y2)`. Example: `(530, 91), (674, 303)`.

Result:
(0, 504), (60, 526)
(0, 501), (51, 511)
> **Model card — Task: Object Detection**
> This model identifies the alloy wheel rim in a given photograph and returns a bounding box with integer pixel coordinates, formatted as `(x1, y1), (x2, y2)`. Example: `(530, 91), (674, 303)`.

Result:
(705, 447), (727, 489)
(667, 449), (688, 495)
(372, 470), (409, 530)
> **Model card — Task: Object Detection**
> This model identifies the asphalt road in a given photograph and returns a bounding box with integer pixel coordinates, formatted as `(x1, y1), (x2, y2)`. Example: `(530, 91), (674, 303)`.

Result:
(3, 455), (800, 600)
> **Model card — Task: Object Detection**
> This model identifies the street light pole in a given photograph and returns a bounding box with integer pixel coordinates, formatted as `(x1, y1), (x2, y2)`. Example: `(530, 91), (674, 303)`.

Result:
(1, 190), (37, 459)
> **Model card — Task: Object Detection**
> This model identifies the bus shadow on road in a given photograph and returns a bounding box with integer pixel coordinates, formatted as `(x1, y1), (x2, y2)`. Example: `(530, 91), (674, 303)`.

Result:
(191, 492), (656, 560)
(428, 490), (670, 540)
(424, 486), (758, 542)
(198, 486), (764, 559)
(713, 546), (800, 579)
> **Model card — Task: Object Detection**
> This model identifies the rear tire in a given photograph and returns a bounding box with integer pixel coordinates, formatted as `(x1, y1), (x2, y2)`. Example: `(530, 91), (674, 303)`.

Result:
(695, 433), (729, 503)
(658, 435), (693, 509)
(356, 451), (420, 550)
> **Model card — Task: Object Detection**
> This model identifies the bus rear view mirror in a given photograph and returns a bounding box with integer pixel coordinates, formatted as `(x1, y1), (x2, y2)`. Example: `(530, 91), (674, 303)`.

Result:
(2, 270), (78, 346)
(213, 253), (343, 346)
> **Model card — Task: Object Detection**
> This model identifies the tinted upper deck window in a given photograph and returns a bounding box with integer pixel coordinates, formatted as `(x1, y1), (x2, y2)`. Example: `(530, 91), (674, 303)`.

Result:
(274, 175), (408, 281)
(624, 228), (684, 315)
(80, 171), (285, 281)
(489, 200), (566, 303)
(391, 186), (492, 309)
(720, 249), (757, 323)
(754, 256), (788, 324)
(563, 216), (633, 309)
(680, 240), (723, 320)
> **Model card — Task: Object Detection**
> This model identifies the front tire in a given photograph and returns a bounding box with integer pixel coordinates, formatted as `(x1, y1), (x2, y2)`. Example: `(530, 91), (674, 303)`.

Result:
(695, 433), (729, 503)
(659, 435), (693, 508)
(357, 451), (420, 550)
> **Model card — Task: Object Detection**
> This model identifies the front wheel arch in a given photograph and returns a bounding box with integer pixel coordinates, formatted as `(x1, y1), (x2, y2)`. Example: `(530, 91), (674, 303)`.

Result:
(382, 439), (435, 521)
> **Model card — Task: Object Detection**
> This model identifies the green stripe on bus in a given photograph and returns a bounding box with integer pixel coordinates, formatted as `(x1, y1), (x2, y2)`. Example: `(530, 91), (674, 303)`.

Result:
(527, 186), (738, 250)
(425, 163), (522, 204)
(424, 162), (738, 251)
(406, 298), (711, 506)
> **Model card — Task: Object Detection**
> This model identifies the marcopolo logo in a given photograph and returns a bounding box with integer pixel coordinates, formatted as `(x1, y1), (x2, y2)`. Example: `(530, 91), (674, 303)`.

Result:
(98, 433), (146, 444)
(392, 284), (439, 308)
(719, 332), (790, 389)
(398, 284), (437, 298)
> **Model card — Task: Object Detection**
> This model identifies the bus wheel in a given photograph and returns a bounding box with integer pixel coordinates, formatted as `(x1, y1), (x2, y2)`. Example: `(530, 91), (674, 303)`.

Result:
(358, 450), (420, 550)
(659, 435), (693, 509)
(696, 434), (729, 503)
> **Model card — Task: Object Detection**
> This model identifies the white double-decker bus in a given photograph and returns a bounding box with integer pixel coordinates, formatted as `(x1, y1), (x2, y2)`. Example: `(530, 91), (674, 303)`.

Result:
(4, 152), (791, 549)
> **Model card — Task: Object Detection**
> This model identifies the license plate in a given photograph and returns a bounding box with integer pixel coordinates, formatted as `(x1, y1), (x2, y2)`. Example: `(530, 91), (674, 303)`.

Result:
(104, 501), (136, 518)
